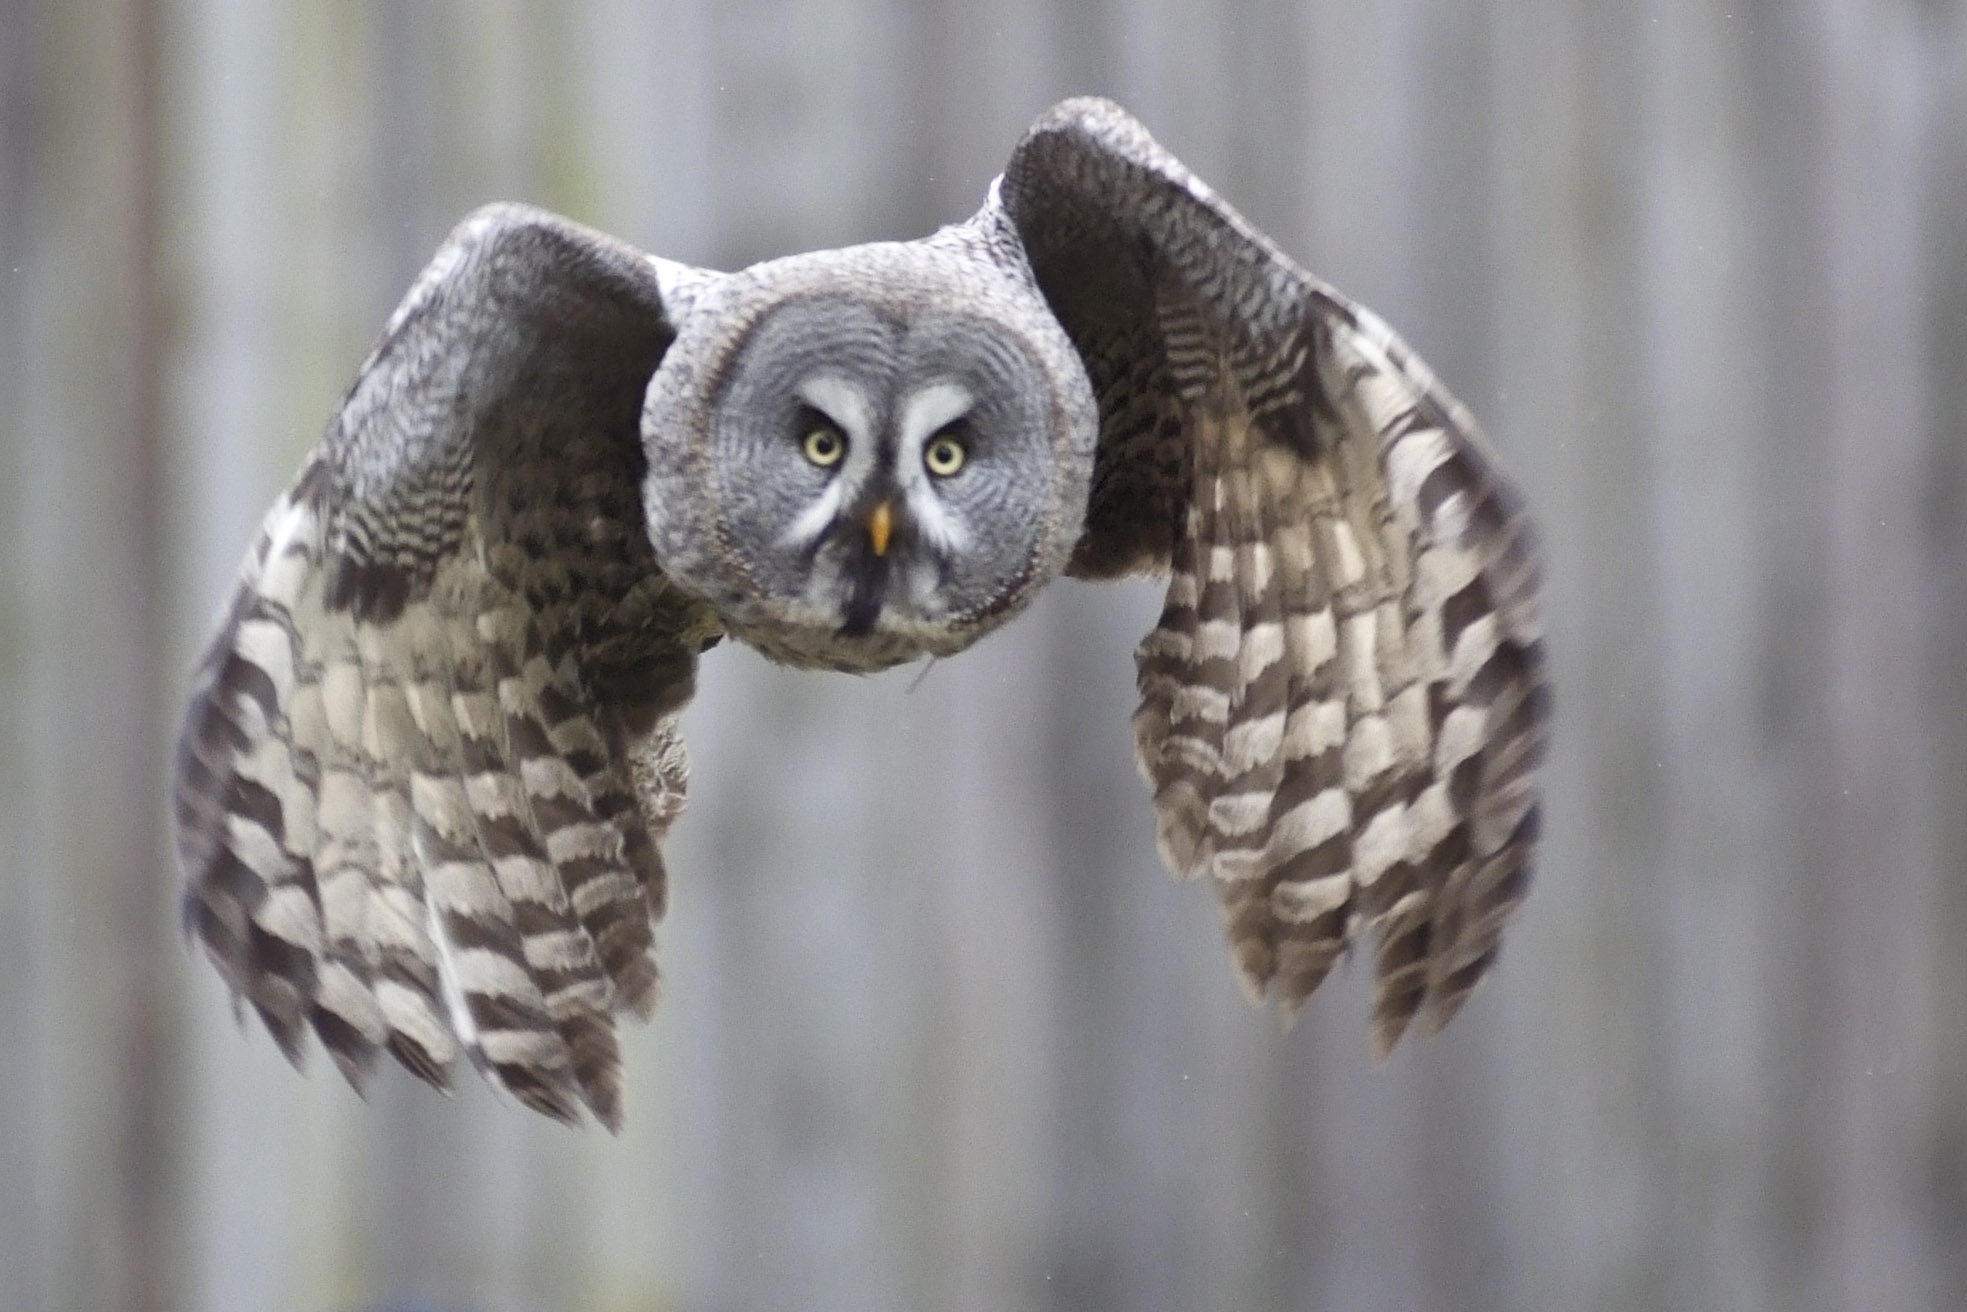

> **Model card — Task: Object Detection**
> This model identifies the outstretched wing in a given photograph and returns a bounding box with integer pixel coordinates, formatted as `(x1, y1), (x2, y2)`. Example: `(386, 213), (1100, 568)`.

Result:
(1000, 99), (1548, 1054)
(175, 205), (722, 1128)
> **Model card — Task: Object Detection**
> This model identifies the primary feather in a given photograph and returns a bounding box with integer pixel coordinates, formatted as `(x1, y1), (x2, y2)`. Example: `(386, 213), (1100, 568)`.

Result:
(1003, 98), (1548, 1053)
(177, 207), (712, 1128)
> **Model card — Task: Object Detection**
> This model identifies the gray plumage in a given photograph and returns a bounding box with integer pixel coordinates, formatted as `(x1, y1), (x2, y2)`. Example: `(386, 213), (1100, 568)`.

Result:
(176, 98), (1548, 1129)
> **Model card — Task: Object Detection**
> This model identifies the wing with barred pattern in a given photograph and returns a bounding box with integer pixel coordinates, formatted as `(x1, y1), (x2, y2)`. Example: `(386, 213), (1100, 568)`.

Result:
(1001, 98), (1548, 1053)
(174, 204), (720, 1128)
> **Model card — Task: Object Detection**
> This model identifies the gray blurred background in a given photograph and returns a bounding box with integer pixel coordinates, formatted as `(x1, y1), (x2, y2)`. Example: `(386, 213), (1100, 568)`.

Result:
(3, 1), (1964, 1310)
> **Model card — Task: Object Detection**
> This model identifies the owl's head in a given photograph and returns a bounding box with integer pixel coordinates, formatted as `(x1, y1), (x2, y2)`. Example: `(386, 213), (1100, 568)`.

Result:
(641, 242), (1097, 671)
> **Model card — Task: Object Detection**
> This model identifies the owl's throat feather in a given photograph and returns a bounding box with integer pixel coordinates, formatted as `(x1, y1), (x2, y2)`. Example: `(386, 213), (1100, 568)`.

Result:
(837, 542), (890, 637)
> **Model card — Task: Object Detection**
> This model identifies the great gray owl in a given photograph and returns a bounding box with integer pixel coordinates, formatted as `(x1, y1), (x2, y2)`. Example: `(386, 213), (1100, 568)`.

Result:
(177, 98), (1547, 1129)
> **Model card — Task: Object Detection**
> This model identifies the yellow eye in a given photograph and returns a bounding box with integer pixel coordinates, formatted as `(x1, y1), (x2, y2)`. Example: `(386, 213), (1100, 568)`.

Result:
(924, 433), (966, 477)
(802, 424), (845, 468)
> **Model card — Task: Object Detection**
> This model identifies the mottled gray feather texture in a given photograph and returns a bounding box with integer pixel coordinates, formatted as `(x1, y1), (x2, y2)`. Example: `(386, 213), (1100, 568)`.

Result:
(177, 97), (1548, 1128)
(1004, 101), (1548, 1051)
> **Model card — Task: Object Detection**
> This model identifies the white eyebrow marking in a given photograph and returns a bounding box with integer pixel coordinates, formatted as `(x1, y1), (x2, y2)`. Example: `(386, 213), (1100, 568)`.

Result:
(893, 380), (975, 555)
(796, 374), (875, 445)
(780, 373), (878, 550)
(898, 381), (973, 452)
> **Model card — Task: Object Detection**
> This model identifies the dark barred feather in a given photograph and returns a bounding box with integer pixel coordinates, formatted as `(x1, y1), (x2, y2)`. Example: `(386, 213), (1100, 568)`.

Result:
(176, 480), (678, 1125)
(175, 204), (702, 1129)
(1129, 293), (1546, 1054)
(1008, 98), (1548, 1053)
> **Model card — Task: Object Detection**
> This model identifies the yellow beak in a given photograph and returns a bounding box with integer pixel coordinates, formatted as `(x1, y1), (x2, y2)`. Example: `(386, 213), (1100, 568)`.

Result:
(867, 501), (894, 557)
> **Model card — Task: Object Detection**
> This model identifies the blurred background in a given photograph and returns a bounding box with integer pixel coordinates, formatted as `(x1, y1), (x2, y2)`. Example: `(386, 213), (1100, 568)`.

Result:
(2, 1), (1964, 1310)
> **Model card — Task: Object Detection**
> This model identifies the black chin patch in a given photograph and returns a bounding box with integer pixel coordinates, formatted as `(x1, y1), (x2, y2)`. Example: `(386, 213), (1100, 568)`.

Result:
(838, 548), (889, 637)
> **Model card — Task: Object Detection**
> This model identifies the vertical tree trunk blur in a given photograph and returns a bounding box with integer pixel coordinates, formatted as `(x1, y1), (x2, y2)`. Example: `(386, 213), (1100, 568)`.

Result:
(1485, 7), (1660, 1308)
(1807, 5), (1941, 1308)
(1925, 12), (1967, 1312)
(0, 3), (41, 1306)
(1643, 5), (1790, 1307)
(3, 1), (179, 1310)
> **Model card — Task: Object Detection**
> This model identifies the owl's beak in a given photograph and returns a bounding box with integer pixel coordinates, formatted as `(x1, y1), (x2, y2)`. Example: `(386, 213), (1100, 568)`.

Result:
(866, 501), (894, 557)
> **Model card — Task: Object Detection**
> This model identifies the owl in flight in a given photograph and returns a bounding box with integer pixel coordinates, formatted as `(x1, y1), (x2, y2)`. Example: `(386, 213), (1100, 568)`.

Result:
(177, 99), (1548, 1129)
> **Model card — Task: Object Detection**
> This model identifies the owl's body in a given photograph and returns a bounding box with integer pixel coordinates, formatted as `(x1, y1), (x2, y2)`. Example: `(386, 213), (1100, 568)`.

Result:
(177, 99), (1548, 1129)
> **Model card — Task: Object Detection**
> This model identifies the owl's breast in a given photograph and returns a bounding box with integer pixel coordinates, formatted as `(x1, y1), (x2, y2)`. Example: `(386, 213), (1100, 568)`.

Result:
(719, 606), (985, 674)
